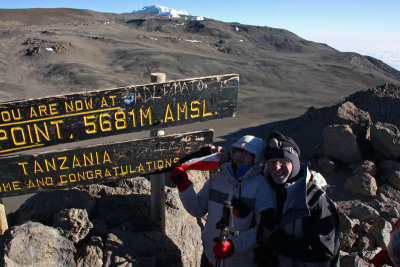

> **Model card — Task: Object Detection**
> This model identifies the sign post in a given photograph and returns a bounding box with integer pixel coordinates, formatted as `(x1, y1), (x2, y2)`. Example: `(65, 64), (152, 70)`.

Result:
(0, 74), (238, 154)
(0, 73), (238, 234)
(150, 73), (167, 232)
(0, 130), (214, 198)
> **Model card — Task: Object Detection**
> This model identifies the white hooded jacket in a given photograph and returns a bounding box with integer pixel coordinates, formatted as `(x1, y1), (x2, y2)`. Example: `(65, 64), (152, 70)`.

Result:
(179, 136), (269, 267)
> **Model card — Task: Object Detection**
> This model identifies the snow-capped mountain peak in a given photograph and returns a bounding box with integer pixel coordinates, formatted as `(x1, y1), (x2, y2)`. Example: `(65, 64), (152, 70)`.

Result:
(128, 5), (190, 18)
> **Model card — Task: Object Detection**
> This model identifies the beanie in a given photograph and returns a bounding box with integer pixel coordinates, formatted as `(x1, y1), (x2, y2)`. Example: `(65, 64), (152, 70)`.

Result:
(231, 135), (266, 164)
(264, 131), (301, 179)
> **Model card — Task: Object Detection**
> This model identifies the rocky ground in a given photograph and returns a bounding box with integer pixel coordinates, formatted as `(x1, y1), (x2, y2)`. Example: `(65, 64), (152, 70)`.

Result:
(1, 84), (400, 266)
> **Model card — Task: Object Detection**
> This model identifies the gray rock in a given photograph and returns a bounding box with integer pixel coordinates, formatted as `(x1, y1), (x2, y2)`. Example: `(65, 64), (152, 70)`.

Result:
(116, 176), (151, 194)
(344, 173), (378, 197)
(11, 189), (95, 225)
(165, 188), (203, 267)
(53, 208), (93, 243)
(340, 253), (370, 267)
(85, 177), (203, 266)
(368, 199), (384, 210)
(370, 122), (400, 159)
(334, 101), (372, 139)
(354, 236), (371, 251)
(377, 192), (389, 203)
(103, 231), (181, 267)
(86, 180), (152, 230)
(338, 210), (359, 233)
(361, 249), (382, 265)
(369, 218), (392, 250)
(323, 124), (362, 164)
(349, 203), (379, 221)
(352, 160), (377, 176)
(387, 206), (400, 218)
(388, 170), (400, 190)
(317, 157), (336, 174)
(76, 236), (103, 267)
(0, 221), (76, 267)
(339, 231), (357, 250)
(378, 160), (400, 181)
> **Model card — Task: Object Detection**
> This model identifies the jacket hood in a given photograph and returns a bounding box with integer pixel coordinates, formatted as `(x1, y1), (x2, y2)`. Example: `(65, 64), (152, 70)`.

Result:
(231, 135), (266, 163)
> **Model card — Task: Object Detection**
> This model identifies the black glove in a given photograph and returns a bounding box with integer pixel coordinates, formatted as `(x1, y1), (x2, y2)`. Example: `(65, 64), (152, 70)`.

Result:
(260, 208), (277, 230)
(232, 198), (252, 218)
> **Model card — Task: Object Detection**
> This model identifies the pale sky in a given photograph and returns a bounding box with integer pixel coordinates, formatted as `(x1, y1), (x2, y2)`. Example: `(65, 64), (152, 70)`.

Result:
(2, 0), (400, 70)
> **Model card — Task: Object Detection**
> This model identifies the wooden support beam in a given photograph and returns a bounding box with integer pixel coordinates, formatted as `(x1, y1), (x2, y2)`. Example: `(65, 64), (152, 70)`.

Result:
(150, 73), (166, 233)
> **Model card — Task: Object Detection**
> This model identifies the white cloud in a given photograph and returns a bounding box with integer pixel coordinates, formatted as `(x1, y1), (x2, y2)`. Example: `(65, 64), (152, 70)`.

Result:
(301, 32), (400, 71)
(332, 42), (400, 71)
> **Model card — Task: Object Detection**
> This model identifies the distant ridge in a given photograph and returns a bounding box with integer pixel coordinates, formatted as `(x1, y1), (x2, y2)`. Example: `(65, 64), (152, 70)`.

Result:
(0, 7), (398, 130)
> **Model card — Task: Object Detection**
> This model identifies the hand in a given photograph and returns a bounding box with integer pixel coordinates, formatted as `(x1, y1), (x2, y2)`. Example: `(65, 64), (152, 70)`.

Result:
(213, 239), (234, 260)
(169, 165), (191, 191)
(209, 145), (229, 163)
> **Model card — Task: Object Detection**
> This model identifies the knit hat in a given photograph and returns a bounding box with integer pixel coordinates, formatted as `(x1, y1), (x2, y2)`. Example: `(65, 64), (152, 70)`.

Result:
(264, 131), (301, 179)
(231, 135), (266, 164)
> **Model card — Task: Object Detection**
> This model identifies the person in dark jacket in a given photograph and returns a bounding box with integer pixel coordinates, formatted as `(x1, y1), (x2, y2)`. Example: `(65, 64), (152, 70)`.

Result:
(256, 131), (340, 267)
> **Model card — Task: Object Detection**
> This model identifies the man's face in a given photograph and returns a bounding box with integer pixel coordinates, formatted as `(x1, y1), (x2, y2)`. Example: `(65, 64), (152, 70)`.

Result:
(267, 158), (293, 184)
(233, 148), (254, 167)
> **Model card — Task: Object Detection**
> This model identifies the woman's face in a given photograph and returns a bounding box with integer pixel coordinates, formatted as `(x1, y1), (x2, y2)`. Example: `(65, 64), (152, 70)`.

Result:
(233, 148), (254, 167)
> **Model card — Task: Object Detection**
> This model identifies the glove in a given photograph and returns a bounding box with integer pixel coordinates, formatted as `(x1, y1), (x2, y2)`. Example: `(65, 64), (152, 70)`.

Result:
(231, 197), (251, 218)
(213, 239), (234, 260)
(169, 165), (191, 191)
(260, 208), (277, 230)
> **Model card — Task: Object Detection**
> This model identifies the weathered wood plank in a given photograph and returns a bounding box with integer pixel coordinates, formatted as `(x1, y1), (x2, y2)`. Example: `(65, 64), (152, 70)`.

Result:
(0, 130), (213, 197)
(0, 74), (237, 154)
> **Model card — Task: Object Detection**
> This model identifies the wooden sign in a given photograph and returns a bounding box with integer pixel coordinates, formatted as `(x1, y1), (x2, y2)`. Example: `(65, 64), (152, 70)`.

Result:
(0, 74), (237, 154)
(0, 129), (213, 197)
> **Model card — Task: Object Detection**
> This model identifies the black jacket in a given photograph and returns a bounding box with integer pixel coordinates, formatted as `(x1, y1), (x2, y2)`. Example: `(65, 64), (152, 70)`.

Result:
(257, 166), (340, 266)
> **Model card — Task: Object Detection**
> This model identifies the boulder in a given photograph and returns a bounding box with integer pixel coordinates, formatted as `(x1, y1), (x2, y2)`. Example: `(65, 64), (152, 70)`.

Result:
(76, 236), (103, 267)
(388, 170), (400, 190)
(317, 157), (336, 174)
(165, 187), (203, 267)
(340, 252), (370, 267)
(352, 160), (377, 176)
(338, 211), (359, 233)
(378, 160), (400, 182)
(334, 101), (372, 139)
(353, 236), (371, 251)
(349, 203), (379, 221)
(370, 122), (400, 159)
(187, 170), (209, 192)
(339, 231), (357, 250)
(84, 177), (203, 266)
(0, 221), (76, 266)
(53, 208), (93, 243)
(10, 189), (95, 226)
(86, 180), (152, 230)
(378, 184), (400, 212)
(369, 218), (392, 250)
(344, 173), (378, 197)
(103, 231), (182, 267)
(322, 124), (362, 164)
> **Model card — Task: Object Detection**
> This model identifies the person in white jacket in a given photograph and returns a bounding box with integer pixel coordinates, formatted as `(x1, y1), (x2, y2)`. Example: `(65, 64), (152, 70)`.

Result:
(170, 135), (268, 267)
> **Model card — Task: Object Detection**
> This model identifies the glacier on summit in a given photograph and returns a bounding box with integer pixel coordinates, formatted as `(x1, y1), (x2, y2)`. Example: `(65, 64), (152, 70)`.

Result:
(128, 5), (191, 18)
